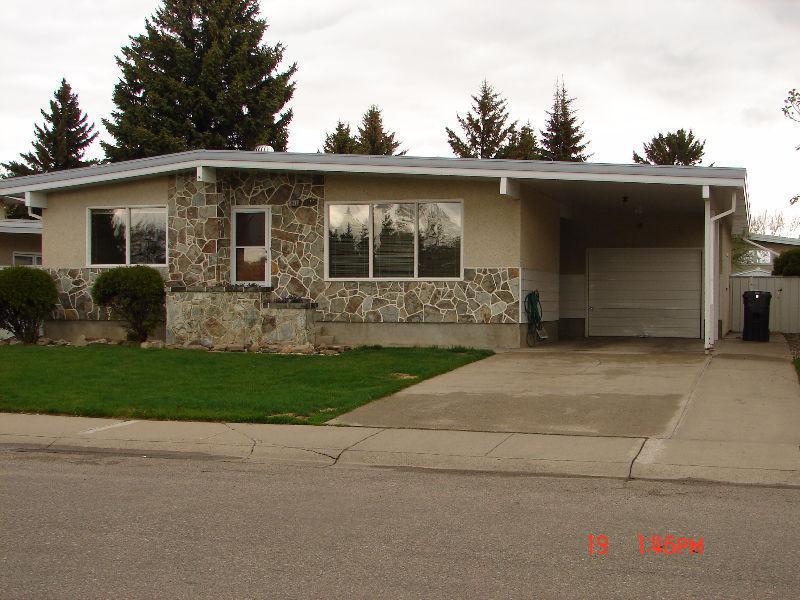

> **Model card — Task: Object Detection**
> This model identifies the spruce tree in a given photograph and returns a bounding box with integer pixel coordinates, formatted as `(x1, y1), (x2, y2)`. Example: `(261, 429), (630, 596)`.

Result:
(355, 105), (405, 155)
(497, 122), (541, 160)
(102, 0), (296, 161)
(2, 79), (98, 177)
(322, 121), (358, 154)
(540, 80), (590, 162)
(633, 129), (705, 165)
(446, 81), (516, 158)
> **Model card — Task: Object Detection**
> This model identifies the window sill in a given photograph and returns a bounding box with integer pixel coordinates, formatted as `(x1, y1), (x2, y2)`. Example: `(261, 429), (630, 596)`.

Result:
(325, 277), (463, 283)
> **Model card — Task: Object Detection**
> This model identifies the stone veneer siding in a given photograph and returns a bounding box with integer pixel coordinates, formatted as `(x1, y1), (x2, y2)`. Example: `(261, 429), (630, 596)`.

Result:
(166, 292), (314, 346)
(47, 267), (168, 321)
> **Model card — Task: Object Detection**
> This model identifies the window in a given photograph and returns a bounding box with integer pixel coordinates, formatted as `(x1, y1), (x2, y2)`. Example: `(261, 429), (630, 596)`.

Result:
(88, 207), (166, 266)
(12, 252), (42, 266)
(232, 207), (271, 285)
(326, 201), (462, 279)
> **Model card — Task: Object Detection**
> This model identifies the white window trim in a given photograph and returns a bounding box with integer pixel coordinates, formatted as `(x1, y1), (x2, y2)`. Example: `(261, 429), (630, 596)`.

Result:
(324, 199), (465, 282)
(86, 205), (168, 268)
(231, 206), (272, 287)
(12, 251), (42, 266)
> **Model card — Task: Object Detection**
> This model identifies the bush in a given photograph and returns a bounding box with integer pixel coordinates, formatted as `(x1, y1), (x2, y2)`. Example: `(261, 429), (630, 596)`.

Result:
(0, 267), (59, 343)
(91, 266), (165, 342)
(772, 248), (800, 276)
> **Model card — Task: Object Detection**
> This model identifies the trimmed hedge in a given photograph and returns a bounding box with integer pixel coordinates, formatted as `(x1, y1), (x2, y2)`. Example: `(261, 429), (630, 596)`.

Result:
(772, 248), (800, 276)
(91, 266), (165, 342)
(0, 267), (59, 343)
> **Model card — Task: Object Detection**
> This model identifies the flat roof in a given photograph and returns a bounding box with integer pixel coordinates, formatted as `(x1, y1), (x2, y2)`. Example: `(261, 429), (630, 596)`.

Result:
(0, 219), (42, 235)
(0, 149), (749, 195)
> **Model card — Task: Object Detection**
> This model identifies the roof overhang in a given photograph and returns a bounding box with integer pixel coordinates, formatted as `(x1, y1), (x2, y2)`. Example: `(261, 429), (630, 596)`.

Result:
(0, 219), (42, 235)
(0, 149), (749, 194)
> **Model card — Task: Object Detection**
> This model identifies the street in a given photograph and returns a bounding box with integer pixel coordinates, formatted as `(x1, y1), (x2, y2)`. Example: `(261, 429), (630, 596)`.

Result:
(1, 448), (798, 599)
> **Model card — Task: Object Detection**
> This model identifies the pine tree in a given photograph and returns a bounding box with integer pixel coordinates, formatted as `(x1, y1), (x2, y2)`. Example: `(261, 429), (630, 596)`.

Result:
(497, 122), (541, 160)
(322, 121), (358, 154)
(446, 81), (516, 158)
(355, 105), (405, 155)
(2, 79), (98, 177)
(102, 0), (296, 162)
(633, 129), (705, 165)
(540, 80), (590, 162)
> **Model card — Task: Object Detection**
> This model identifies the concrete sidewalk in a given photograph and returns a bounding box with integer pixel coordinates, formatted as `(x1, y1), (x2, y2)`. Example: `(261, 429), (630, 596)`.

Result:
(1, 411), (798, 487)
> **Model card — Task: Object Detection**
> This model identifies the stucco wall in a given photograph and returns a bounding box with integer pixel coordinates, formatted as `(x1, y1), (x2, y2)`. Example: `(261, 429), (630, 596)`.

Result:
(0, 232), (41, 265)
(560, 209), (704, 275)
(325, 174), (520, 268)
(42, 176), (169, 268)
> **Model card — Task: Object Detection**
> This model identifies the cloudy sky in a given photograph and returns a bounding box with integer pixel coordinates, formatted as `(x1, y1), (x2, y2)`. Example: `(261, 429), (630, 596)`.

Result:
(1, 0), (798, 217)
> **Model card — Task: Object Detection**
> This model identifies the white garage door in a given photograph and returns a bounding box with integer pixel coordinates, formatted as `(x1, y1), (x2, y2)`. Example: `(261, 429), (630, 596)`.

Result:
(587, 248), (701, 338)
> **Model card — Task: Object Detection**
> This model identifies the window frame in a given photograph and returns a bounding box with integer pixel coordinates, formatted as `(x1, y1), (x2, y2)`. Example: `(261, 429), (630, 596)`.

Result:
(231, 206), (272, 287)
(324, 199), (464, 282)
(12, 252), (42, 266)
(86, 205), (168, 268)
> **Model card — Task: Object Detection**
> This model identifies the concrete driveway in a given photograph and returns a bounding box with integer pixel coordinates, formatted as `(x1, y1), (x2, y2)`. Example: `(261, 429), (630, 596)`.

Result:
(331, 337), (800, 442)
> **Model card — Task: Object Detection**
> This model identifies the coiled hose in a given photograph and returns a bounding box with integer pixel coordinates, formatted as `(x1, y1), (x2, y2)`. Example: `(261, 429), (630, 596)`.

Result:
(524, 290), (544, 346)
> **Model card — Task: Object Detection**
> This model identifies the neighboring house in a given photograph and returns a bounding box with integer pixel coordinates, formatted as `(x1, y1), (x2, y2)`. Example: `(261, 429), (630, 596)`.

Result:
(745, 233), (800, 269)
(0, 196), (42, 266)
(0, 150), (748, 349)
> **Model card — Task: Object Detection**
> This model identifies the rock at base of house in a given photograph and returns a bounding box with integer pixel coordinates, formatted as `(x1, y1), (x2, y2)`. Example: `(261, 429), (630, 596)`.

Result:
(140, 340), (165, 350)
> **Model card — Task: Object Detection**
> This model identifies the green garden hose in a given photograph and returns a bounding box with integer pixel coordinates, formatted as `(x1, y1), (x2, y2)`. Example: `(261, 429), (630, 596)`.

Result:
(524, 290), (546, 346)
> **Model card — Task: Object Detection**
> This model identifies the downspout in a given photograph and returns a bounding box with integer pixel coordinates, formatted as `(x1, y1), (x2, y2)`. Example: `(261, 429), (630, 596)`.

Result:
(711, 191), (736, 222)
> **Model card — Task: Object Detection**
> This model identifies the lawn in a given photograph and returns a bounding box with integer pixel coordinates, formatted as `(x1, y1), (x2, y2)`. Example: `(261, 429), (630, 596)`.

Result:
(0, 345), (492, 424)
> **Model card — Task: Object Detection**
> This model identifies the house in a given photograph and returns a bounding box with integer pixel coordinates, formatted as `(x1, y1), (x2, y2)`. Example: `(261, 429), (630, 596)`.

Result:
(0, 196), (42, 266)
(744, 233), (800, 270)
(0, 150), (749, 349)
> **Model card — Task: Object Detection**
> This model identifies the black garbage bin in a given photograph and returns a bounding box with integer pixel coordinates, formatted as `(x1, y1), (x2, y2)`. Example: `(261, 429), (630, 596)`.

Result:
(742, 291), (771, 342)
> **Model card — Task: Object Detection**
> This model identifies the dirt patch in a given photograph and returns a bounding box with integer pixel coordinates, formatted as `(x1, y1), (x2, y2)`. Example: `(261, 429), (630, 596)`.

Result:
(784, 333), (800, 359)
(391, 373), (418, 380)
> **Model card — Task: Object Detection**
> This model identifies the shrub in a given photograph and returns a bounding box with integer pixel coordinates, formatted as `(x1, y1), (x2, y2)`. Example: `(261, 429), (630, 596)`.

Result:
(91, 266), (165, 342)
(0, 267), (59, 343)
(772, 248), (800, 276)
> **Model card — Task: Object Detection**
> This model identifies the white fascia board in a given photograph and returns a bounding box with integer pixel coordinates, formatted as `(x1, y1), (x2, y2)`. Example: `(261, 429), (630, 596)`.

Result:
(0, 155), (748, 195)
(0, 219), (43, 234)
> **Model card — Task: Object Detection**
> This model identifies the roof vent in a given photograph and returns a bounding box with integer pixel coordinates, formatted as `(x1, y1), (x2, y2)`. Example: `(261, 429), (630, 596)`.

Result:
(255, 145), (275, 152)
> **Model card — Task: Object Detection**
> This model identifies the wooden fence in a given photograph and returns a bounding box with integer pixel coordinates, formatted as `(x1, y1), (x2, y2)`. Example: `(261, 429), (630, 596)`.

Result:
(729, 276), (800, 333)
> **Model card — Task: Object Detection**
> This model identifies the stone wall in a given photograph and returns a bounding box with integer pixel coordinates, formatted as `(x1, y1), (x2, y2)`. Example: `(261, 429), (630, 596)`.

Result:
(315, 268), (519, 324)
(166, 291), (314, 347)
(48, 267), (169, 321)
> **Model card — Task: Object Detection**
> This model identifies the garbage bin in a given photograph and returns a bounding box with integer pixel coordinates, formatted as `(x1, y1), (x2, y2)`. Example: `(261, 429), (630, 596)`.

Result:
(742, 291), (771, 342)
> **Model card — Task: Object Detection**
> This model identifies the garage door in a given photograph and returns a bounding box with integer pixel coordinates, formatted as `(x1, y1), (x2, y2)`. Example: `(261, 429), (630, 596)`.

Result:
(587, 248), (701, 338)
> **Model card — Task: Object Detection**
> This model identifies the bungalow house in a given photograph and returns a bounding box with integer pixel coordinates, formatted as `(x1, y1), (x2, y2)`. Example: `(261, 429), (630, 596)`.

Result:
(0, 150), (748, 350)
(0, 196), (42, 266)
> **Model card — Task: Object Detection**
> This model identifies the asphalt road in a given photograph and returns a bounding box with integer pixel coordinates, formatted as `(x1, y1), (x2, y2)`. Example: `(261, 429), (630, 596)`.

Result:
(1, 449), (798, 599)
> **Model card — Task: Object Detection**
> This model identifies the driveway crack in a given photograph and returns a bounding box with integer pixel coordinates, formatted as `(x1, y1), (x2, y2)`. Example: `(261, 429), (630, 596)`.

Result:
(328, 428), (385, 467)
(627, 437), (648, 480)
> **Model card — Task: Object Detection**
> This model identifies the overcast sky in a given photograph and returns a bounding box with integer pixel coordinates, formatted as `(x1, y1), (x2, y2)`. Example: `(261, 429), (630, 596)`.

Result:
(1, 0), (798, 218)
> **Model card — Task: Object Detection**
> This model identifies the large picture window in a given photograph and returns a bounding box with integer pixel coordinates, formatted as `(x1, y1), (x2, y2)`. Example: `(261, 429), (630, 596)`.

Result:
(89, 207), (166, 266)
(326, 201), (462, 280)
(232, 207), (271, 285)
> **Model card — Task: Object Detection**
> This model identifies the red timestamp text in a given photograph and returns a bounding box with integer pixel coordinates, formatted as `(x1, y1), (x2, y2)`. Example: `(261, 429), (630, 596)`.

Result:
(587, 534), (704, 556)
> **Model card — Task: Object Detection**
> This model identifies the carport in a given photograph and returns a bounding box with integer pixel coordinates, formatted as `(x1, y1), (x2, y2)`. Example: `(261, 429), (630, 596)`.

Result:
(514, 164), (749, 350)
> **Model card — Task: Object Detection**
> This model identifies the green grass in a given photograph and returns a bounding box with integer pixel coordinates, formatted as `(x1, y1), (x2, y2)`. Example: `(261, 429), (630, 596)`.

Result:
(0, 345), (492, 424)
(795, 358), (800, 380)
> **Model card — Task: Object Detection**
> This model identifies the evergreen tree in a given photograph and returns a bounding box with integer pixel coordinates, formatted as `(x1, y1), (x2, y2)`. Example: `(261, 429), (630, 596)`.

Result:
(633, 129), (705, 165)
(446, 80), (516, 158)
(102, 0), (296, 161)
(540, 80), (590, 162)
(2, 79), (98, 177)
(497, 122), (541, 160)
(322, 121), (358, 154)
(355, 105), (405, 155)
